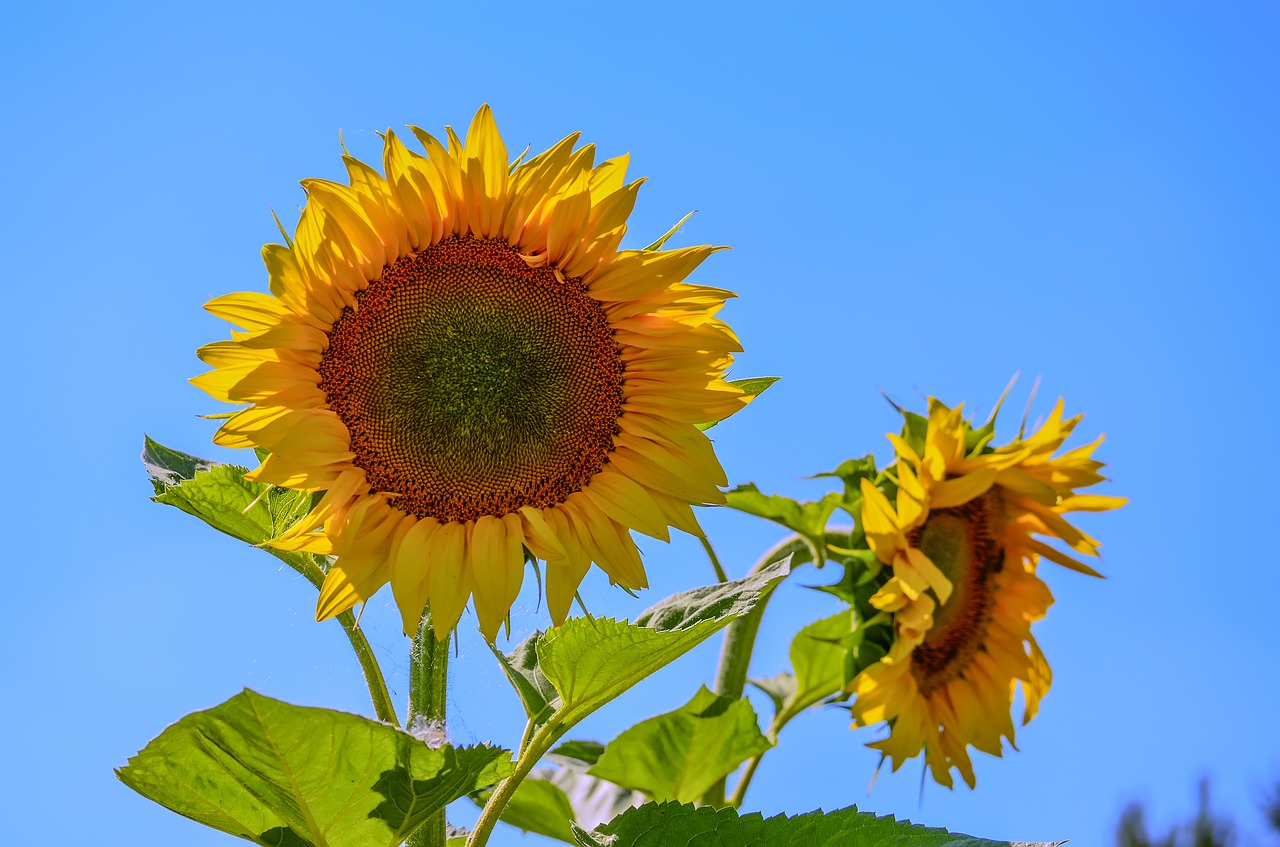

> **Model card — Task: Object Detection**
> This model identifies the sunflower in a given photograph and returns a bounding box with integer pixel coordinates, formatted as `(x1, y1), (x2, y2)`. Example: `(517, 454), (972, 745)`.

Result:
(193, 106), (748, 642)
(848, 396), (1125, 788)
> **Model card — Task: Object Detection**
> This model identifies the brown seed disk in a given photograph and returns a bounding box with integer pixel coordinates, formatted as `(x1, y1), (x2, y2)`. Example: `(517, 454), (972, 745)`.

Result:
(907, 491), (1005, 697)
(318, 236), (625, 523)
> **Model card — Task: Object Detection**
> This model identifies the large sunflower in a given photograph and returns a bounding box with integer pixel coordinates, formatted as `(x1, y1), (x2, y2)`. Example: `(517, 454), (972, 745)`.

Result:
(848, 397), (1125, 788)
(193, 106), (748, 641)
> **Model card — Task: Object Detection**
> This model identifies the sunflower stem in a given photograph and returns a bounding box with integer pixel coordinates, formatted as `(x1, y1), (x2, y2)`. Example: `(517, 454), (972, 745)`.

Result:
(701, 535), (812, 807)
(727, 718), (784, 808)
(407, 609), (451, 847)
(467, 717), (566, 847)
(699, 533), (729, 583)
(337, 610), (401, 726)
(266, 549), (400, 726)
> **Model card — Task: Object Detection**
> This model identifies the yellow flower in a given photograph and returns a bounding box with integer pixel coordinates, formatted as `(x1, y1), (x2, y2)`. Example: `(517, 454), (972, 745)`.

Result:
(849, 396), (1125, 788)
(193, 106), (748, 642)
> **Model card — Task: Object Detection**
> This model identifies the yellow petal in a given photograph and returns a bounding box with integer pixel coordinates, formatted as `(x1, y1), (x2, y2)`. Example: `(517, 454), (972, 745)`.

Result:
(469, 515), (524, 642)
(518, 506), (566, 561)
(316, 554), (389, 620)
(859, 479), (903, 563)
(205, 292), (292, 332)
(424, 521), (471, 640)
(903, 547), (953, 604)
(1023, 538), (1104, 578)
(930, 468), (997, 510)
(582, 471), (671, 542)
(390, 517), (440, 635)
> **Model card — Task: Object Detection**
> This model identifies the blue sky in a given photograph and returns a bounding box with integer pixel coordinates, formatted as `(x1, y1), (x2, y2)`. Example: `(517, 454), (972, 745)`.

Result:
(3, 2), (1278, 845)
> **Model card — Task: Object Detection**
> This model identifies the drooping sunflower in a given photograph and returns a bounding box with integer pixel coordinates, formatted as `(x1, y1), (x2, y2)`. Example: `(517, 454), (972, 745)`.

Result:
(848, 396), (1125, 788)
(193, 106), (749, 642)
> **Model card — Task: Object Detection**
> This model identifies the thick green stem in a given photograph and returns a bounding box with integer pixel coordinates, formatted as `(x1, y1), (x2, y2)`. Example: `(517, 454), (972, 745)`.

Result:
(711, 530), (858, 808)
(700, 536), (811, 806)
(406, 610), (451, 847)
(711, 536), (812, 700)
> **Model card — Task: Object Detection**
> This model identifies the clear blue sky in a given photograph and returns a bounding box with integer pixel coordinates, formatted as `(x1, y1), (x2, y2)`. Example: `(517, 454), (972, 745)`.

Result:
(3, 2), (1278, 845)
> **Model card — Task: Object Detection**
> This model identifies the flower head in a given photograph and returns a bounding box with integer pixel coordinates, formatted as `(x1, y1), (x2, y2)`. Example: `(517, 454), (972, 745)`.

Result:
(194, 107), (748, 641)
(849, 395), (1125, 787)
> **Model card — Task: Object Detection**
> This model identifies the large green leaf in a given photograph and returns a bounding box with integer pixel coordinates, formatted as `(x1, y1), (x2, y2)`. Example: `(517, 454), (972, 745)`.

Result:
(535, 558), (790, 728)
(589, 687), (771, 804)
(571, 802), (1063, 847)
(117, 690), (513, 847)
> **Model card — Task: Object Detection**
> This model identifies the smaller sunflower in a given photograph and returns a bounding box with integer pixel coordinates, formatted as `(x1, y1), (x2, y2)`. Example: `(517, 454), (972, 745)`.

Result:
(848, 395), (1125, 788)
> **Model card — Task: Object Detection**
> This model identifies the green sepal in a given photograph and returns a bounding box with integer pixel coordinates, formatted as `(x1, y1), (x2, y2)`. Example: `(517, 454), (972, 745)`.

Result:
(900, 409), (930, 458)
(571, 801), (1063, 847)
(696, 377), (782, 431)
(588, 686), (772, 804)
(643, 210), (696, 252)
(810, 455), (879, 500)
(117, 690), (514, 847)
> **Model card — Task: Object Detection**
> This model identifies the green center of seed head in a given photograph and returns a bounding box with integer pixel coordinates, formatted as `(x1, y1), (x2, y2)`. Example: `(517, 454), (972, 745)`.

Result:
(915, 513), (970, 591)
(382, 306), (567, 464)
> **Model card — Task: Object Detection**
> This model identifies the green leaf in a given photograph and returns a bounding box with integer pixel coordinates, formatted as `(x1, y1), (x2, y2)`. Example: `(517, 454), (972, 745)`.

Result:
(142, 435), (216, 494)
(535, 558), (791, 731)
(811, 455), (879, 499)
(723, 485), (841, 563)
(145, 438), (313, 548)
(589, 686), (771, 804)
(643, 210), (696, 251)
(747, 672), (795, 718)
(571, 802), (1063, 847)
(117, 690), (513, 847)
(778, 612), (852, 723)
(154, 464), (314, 546)
(696, 377), (781, 431)
(478, 775), (578, 844)
(479, 767), (645, 844)
(901, 409), (930, 457)
(550, 739), (606, 766)
(493, 633), (559, 725)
